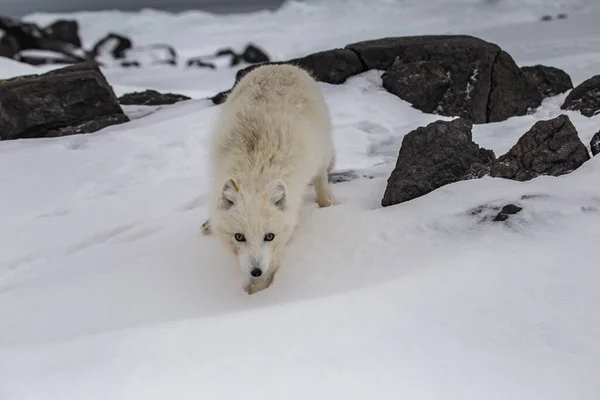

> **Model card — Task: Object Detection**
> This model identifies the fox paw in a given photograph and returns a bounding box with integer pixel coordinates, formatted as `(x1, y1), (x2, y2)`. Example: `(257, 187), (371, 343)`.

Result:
(201, 219), (212, 235)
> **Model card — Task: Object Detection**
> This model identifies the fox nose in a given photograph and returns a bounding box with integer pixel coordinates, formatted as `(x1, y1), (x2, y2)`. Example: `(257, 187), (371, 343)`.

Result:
(250, 268), (263, 278)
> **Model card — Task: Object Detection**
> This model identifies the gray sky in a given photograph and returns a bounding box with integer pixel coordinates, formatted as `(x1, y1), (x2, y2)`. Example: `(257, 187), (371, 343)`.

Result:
(0, 0), (284, 17)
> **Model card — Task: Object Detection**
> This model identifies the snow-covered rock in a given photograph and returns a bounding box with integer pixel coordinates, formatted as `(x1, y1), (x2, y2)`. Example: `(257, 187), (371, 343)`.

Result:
(381, 118), (495, 207)
(521, 64), (573, 98)
(561, 74), (600, 117)
(490, 114), (590, 180)
(0, 62), (128, 140)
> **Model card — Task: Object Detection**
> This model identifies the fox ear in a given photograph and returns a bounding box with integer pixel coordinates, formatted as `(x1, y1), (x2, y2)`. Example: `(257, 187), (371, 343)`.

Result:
(219, 178), (239, 210)
(268, 179), (286, 210)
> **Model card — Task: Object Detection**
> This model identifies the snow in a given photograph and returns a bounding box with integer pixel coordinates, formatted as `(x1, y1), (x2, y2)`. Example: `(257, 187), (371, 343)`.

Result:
(2, 0), (600, 399)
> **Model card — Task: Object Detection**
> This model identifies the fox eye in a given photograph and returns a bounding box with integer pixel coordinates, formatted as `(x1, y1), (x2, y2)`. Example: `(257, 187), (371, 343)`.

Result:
(264, 233), (275, 242)
(234, 233), (246, 242)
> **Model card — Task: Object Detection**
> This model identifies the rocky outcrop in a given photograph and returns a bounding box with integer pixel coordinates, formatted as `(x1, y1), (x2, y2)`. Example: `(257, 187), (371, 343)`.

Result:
(349, 35), (542, 123)
(43, 19), (82, 48)
(214, 43), (270, 67)
(521, 65), (573, 97)
(211, 48), (365, 104)
(212, 35), (542, 124)
(0, 15), (87, 64)
(591, 131), (600, 156)
(0, 62), (128, 140)
(118, 90), (190, 106)
(489, 115), (590, 181)
(381, 118), (495, 207)
(561, 75), (600, 117)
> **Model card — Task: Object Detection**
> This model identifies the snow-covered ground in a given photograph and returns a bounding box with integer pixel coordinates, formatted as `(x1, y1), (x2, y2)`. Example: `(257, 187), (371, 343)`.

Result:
(2, 0), (600, 399)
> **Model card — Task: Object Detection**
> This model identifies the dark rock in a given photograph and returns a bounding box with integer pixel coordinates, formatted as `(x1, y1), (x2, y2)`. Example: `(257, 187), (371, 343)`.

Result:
(43, 20), (81, 48)
(561, 75), (600, 117)
(329, 170), (359, 183)
(556, 13), (568, 19)
(521, 65), (573, 97)
(120, 60), (140, 68)
(241, 44), (269, 64)
(211, 48), (365, 104)
(382, 59), (453, 115)
(118, 89), (191, 106)
(290, 48), (365, 84)
(14, 49), (77, 66)
(349, 35), (541, 123)
(381, 118), (495, 207)
(541, 15), (553, 21)
(0, 34), (20, 58)
(328, 170), (374, 183)
(591, 131), (600, 156)
(487, 51), (543, 123)
(0, 16), (86, 64)
(489, 115), (590, 181)
(214, 48), (242, 66)
(493, 204), (523, 222)
(0, 62), (128, 140)
(214, 43), (269, 67)
(140, 44), (177, 66)
(500, 204), (523, 215)
(211, 89), (231, 105)
(90, 33), (132, 59)
(186, 57), (216, 69)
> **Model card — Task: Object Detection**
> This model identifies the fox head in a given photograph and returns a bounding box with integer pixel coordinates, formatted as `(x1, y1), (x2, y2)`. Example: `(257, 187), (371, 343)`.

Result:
(213, 177), (293, 279)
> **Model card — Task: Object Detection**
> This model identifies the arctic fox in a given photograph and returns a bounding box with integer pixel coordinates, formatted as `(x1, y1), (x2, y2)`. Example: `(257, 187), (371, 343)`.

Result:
(202, 64), (338, 294)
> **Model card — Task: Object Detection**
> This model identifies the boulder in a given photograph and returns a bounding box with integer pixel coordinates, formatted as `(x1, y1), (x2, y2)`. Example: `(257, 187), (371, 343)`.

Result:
(118, 89), (191, 106)
(215, 43), (270, 67)
(489, 115), (590, 181)
(381, 118), (495, 207)
(211, 48), (365, 104)
(591, 131), (600, 156)
(240, 43), (270, 64)
(0, 15), (86, 65)
(43, 19), (82, 48)
(0, 62), (128, 140)
(521, 65), (573, 97)
(561, 75), (600, 117)
(348, 35), (542, 123)
(90, 33), (132, 60)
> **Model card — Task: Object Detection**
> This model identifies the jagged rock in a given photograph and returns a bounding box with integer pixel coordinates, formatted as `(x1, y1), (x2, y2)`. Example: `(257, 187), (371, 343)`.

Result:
(90, 33), (132, 59)
(211, 48), (365, 104)
(240, 44), (270, 64)
(521, 65), (573, 97)
(493, 204), (523, 222)
(591, 131), (600, 156)
(0, 16), (86, 65)
(348, 35), (541, 123)
(0, 62), (128, 140)
(186, 57), (216, 69)
(43, 20), (81, 48)
(381, 118), (495, 207)
(118, 89), (190, 106)
(561, 75), (600, 117)
(13, 49), (76, 66)
(215, 43), (270, 67)
(489, 115), (590, 181)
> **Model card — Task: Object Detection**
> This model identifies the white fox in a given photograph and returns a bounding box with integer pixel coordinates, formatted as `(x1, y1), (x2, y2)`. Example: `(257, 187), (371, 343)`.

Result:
(202, 64), (338, 294)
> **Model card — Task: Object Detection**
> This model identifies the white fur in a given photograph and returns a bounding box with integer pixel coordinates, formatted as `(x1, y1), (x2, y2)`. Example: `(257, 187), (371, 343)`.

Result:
(202, 64), (337, 294)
